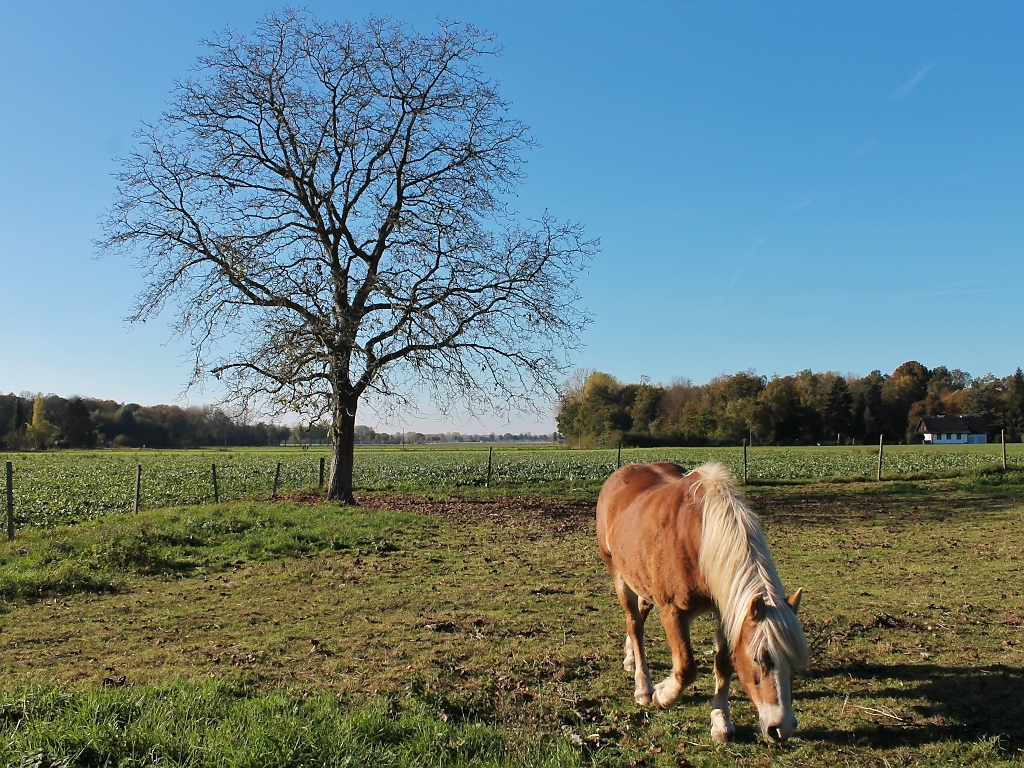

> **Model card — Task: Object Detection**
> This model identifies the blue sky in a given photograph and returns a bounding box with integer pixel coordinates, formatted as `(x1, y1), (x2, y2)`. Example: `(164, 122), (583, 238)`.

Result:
(2, 1), (1022, 433)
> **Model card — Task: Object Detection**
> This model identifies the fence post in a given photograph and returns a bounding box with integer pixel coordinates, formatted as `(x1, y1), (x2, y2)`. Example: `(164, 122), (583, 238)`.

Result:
(6, 461), (13, 541)
(486, 447), (493, 488)
(877, 435), (884, 482)
(617, 443), (622, 469)
(211, 463), (219, 503)
(272, 461), (282, 499)
(1002, 430), (1007, 471)
(134, 464), (142, 514)
(743, 440), (748, 485)
(319, 456), (325, 489)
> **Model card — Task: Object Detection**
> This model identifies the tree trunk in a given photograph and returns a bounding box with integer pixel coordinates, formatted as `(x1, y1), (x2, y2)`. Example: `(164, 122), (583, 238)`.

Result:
(327, 396), (358, 504)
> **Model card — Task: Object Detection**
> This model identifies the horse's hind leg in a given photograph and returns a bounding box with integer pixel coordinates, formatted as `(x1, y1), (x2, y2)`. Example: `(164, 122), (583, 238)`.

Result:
(710, 622), (736, 743)
(623, 596), (653, 673)
(652, 605), (697, 709)
(614, 577), (653, 705)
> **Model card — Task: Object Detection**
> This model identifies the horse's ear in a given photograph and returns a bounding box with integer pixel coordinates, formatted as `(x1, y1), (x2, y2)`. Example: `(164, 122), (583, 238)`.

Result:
(787, 588), (804, 615)
(749, 594), (767, 622)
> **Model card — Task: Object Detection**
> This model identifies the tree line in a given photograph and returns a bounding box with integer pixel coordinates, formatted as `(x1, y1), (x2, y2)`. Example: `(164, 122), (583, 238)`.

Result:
(293, 424), (555, 445)
(1, 393), (291, 450)
(556, 362), (1024, 448)
(0, 392), (557, 452)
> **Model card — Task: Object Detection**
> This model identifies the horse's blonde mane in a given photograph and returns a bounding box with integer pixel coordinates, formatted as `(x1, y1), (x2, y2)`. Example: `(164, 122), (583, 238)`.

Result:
(691, 462), (809, 671)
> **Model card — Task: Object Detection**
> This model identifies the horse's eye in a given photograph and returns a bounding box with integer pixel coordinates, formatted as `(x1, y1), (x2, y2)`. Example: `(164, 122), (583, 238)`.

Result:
(760, 654), (774, 672)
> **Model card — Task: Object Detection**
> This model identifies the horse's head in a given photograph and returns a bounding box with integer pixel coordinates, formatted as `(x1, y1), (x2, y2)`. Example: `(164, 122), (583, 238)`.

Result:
(731, 588), (805, 744)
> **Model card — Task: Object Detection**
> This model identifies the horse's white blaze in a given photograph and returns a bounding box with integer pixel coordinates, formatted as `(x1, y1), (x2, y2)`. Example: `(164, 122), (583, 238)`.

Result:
(756, 665), (797, 742)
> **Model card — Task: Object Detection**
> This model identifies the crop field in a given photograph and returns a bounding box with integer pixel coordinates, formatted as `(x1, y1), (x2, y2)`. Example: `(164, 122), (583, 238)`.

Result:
(0, 469), (1022, 766)
(1, 443), (1021, 529)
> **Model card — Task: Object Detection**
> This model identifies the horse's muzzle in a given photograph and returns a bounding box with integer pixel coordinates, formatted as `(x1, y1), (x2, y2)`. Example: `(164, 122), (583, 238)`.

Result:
(764, 718), (796, 744)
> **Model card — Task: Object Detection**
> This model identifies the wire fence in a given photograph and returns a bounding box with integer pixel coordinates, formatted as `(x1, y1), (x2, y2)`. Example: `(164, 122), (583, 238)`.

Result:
(3, 442), (1020, 534)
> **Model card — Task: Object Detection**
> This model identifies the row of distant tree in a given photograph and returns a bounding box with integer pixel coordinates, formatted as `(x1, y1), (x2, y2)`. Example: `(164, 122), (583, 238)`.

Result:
(556, 362), (1024, 448)
(0, 394), (292, 450)
(0, 393), (558, 451)
(296, 425), (555, 445)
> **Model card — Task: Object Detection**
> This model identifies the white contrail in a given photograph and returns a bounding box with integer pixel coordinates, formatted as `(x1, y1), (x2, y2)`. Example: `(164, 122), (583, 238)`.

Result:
(891, 62), (937, 101)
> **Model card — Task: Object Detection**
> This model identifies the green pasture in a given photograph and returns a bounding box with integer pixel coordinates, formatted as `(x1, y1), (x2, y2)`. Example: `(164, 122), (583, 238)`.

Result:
(2, 443), (1022, 528)
(1, 469), (1023, 766)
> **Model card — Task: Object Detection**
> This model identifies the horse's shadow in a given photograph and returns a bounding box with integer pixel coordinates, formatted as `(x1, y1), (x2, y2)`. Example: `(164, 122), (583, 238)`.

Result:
(799, 661), (1024, 750)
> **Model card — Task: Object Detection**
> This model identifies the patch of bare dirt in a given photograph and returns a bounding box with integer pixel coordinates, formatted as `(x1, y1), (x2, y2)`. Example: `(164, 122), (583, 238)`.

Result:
(357, 494), (595, 532)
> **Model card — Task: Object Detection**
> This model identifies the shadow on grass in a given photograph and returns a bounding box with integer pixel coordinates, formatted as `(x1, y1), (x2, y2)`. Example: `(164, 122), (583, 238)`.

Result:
(753, 478), (1024, 528)
(802, 662), (1024, 751)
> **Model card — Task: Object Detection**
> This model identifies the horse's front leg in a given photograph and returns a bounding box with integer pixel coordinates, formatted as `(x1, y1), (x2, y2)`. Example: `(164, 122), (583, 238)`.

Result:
(614, 577), (653, 705)
(652, 605), (697, 708)
(623, 596), (653, 673)
(710, 622), (736, 743)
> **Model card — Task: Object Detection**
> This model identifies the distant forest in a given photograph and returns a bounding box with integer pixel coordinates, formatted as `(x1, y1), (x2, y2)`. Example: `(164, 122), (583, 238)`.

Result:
(0, 393), (554, 451)
(0, 394), (292, 450)
(556, 362), (1024, 448)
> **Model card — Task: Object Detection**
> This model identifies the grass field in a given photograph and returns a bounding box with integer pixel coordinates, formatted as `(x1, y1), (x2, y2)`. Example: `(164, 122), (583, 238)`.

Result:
(1, 465), (1023, 766)
(2, 443), (1021, 528)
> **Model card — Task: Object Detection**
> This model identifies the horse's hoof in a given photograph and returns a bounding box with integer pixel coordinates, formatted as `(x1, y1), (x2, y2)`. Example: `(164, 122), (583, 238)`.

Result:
(652, 682), (679, 709)
(634, 690), (652, 706)
(624, 660), (636, 673)
(710, 710), (734, 743)
(710, 728), (732, 744)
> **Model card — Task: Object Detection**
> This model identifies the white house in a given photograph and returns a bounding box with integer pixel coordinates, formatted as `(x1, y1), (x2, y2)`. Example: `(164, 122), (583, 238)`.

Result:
(914, 415), (989, 444)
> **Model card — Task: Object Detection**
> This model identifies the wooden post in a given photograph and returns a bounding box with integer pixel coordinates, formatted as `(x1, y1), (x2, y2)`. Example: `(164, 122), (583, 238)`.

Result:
(5, 461), (13, 541)
(617, 443), (622, 468)
(211, 463), (219, 503)
(877, 435), (884, 482)
(486, 447), (493, 488)
(1002, 429), (1007, 471)
(134, 464), (142, 514)
(319, 456), (325, 489)
(743, 440), (748, 485)
(272, 461), (282, 499)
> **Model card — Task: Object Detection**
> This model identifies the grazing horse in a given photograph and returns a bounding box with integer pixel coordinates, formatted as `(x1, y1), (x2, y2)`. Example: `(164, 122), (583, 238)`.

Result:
(596, 461), (808, 744)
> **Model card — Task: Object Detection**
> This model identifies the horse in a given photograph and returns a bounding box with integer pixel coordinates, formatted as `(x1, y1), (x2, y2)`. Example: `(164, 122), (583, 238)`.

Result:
(596, 461), (808, 744)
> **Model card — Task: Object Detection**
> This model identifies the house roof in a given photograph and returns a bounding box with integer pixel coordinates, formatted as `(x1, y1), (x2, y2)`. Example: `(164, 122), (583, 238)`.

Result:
(914, 416), (989, 435)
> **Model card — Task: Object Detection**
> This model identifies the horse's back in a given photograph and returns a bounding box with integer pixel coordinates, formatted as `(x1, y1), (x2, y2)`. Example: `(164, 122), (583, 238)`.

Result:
(596, 462), (707, 607)
(597, 459), (687, 513)
(597, 462), (678, 549)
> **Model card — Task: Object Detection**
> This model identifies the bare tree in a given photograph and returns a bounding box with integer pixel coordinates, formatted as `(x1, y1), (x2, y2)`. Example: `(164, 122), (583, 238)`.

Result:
(100, 11), (596, 502)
